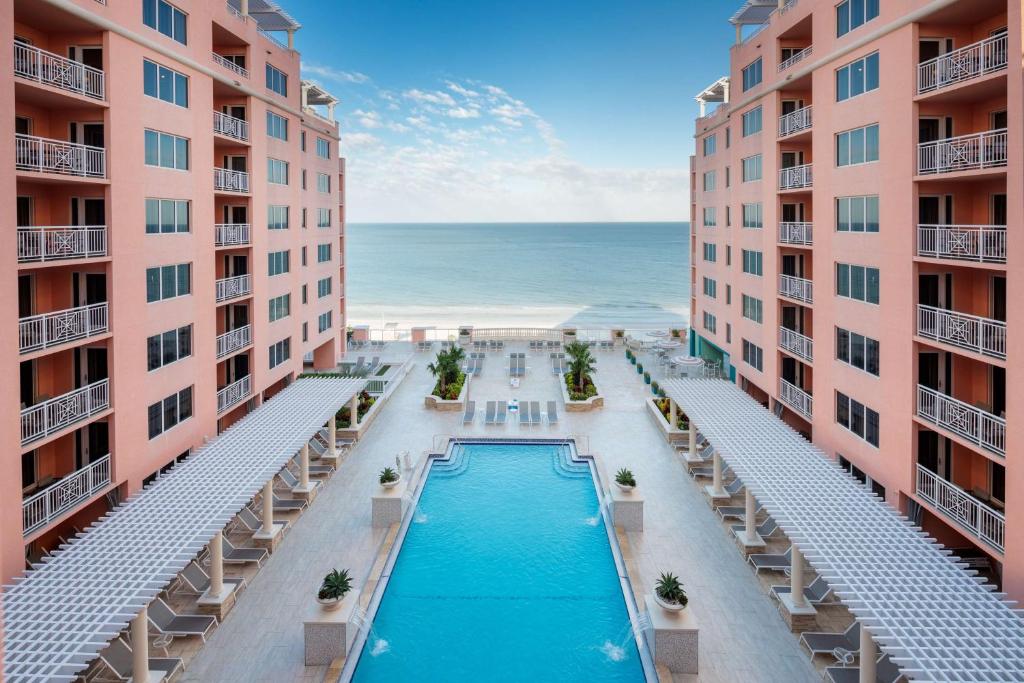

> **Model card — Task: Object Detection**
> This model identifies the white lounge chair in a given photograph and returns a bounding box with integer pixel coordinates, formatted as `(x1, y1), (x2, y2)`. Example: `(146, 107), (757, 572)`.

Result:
(825, 654), (900, 683)
(730, 517), (779, 538)
(519, 402), (531, 424)
(463, 400), (476, 424)
(547, 400), (559, 425)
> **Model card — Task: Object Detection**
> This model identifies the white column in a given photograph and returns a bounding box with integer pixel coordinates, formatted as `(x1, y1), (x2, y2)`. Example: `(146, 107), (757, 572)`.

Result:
(669, 399), (677, 428)
(688, 422), (696, 456)
(287, 29), (295, 50)
(859, 626), (877, 682)
(723, 80), (730, 104)
(350, 394), (359, 427)
(790, 545), (806, 608)
(240, 0), (248, 16)
(328, 416), (337, 459)
(209, 530), (224, 596)
(698, 99), (706, 117)
(327, 102), (336, 121)
(301, 83), (309, 109)
(711, 452), (726, 496)
(299, 444), (310, 490)
(744, 489), (757, 542)
(262, 480), (274, 534)
(131, 606), (149, 679)
(735, 23), (742, 44)
(778, 0), (785, 7)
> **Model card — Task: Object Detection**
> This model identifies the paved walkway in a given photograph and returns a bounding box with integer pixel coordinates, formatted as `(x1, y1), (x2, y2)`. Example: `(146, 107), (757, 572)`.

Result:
(184, 342), (819, 682)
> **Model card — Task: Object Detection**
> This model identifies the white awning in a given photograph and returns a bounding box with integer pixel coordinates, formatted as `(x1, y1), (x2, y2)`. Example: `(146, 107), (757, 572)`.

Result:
(3, 377), (364, 682)
(662, 379), (1024, 681)
(695, 76), (729, 104)
(729, 0), (778, 25)
(227, 0), (301, 31)
(302, 80), (339, 106)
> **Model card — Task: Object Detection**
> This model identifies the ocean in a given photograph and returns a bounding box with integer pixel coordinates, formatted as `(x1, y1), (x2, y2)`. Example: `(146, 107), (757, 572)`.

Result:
(344, 222), (690, 330)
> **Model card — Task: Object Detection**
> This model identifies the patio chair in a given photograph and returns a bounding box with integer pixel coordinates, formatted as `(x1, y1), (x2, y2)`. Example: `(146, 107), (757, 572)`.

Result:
(232, 506), (288, 537)
(689, 463), (732, 480)
(730, 516), (779, 539)
(748, 546), (793, 574)
(350, 357), (366, 376)
(484, 401), (497, 425)
(519, 402), (531, 424)
(277, 467), (321, 493)
(547, 400), (559, 425)
(174, 560), (245, 596)
(716, 500), (762, 521)
(799, 621), (861, 660)
(95, 636), (182, 683)
(293, 453), (334, 477)
(497, 401), (508, 424)
(271, 494), (307, 512)
(770, 574), (834, 605)
(221, 536), (268, 567)
(463, 400), (476, 424)
(825, 655), (900, 683)
(473, 358), (484, 376)
(148, 597), (217, 642)
(367, 356), (381, 372)
(530, 401), (542, 425)
(308, 437), (327, 457)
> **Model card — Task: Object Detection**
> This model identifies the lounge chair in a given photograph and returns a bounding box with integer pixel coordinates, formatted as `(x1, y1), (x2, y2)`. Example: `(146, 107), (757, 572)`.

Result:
(530, 401), (542, 425)
(350, 357), (366, 376)
(547, 401), (559, 424)
(730, 516), (779, 539)
(749, 546), (793, 574)
(689, 463), (732, 480)
(497, 401), (508, 424)
(308, 437), (327, 457)
(175, 560), (245, 596)
(716, 501), (762, 521)
(463, 400), (476, 424)
(473, 358), (483, 376)
(519, 402), (531, 424)
(277, 467), (321, 492)
(148, 597), (217, 642)
(221, 536), (268, 567)
(233, 506), (288, 537)
(825, 655), (900, 683)
(96, 637), (182, 682)
(800, 621), (861, 660)
(484, 401), (497, 425)
(294, 454), (334, 477)
(770, 574), (833, 605)
(272, 494), (307, 512)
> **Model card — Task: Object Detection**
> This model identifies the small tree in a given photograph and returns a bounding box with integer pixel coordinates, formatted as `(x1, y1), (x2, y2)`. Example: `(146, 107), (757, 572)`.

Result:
(565, 341), (596, 394)
(427, 347), (465, 395)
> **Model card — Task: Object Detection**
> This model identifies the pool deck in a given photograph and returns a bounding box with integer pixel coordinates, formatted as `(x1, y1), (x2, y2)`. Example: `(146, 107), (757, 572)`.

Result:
(183, 342), (822, 683)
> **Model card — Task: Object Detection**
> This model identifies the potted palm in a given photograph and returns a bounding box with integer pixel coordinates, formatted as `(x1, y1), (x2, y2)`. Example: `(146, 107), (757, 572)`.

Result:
(614, 467), (636, 492)
(653, 572), (688, 612)
(317, 568), (353, 610)
(643, 371), (651, 385)
(379, 466), (400, 489)
(636, 362), (644, 375)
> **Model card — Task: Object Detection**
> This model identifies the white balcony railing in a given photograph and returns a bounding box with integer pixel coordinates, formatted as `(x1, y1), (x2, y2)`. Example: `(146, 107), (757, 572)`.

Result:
(917, 33), (1008, 94)
(216, 324), (252, 359)
(917, 304), (1006, 360)
(917, 384), (1005, 457)
(215, 274), (252, 302)
(19, 302), (108, 354)
(917, 128), (1007, 175)
(211, 51), (249, 79)
(16, 133), (105, 178)
(214, 223), (251, 247)
(14, 41), (105, 100)
(778, 46), (812, 72)
(22, 454), (111, 536)
(779, 163), (812, 190)
(779, 274), (813, 304)
(778, 221), (812, 246)
(779, 326), (813, 362)
(213, 110), (249, 141)
(217, 375), (251, 414)
(778, 105), (812, 137)
(917, 224), (1006, 264)
(916, 464), (1005, 553)
(17, 225), (107, 263)
(779, 378), (812, 420)
(214, 167), (250, 193)
(21, 378), (109, 446)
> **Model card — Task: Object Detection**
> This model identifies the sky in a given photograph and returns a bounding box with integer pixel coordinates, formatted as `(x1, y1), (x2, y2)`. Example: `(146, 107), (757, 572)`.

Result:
(288, 0), (735, 223)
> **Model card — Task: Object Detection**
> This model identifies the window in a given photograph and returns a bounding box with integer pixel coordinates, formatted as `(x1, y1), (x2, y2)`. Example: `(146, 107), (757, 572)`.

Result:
(145, 198), (189, 234)
(316, 137), (331, 159)
(143, 0), (187, 45)
(318, 311), (333, 333)
(317, 243), (332, 263)
(269, 293), (291, 322)
(837, 0), (879, 37)
(302, 322), (308, 342)
(703, 207), (717, 227)
(836, 52), (879, 102)
(147, 324), (192, 371)
(301, 284), (308, 304)
(741, 106), (762, 136)
(703, 134), (716, 156)
(268, 205), (289, 230)
(317, 173), (331, 193)
(742, 203), (763, 229)
(266, 111), (288, 141)
(267, 157), (289, 185)
(702, 311), (717, 334)
(301, 131), (306, 152)
(268, 250), (290, 276)
(147, 386), (193, 439)
(725, 167), (731, 188)
(301, 246), (308, 266)
(269, 338), (291, 369)
(742, 58), (763, 91)
(317, 276), (332, 298)
(725, 245), (731, 266)
(726, 323), (732, 344)
(835, 391), (880, 446)
(703, 171), (716, 192)
(702, 242), (717, 263)
(741, 295), (763, 323)
(836, 263), (880, 304)
(146, 263), (191, 302)
(741, 154), (762, 182)
(726, 206), (731, 227)
(742, 339), (763, 371)
(742, 250), (763, 276)
(317, 208), (332, 228)
(302, 208), (308, 228)
(301, 169), (307, 190)
(144, 129), (189, 170)
(702, 277), (717, 299)
(726, 284), (732, 305)
(266, 63), (288, 97)
(836, 195), (879, 232)
(836, 327), (880, 376)
(143, 59), (188, 107)
(836, 124), (879, 166)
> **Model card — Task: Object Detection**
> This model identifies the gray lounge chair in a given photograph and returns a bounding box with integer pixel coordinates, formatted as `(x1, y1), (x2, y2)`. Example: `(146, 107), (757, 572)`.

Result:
(308, 438), (327, 457)
(716, 501), (763, 521)
(97, 637), (182, 682)
(367, 356), (381, 373)
(800, 621), (861, 660)
(297, 455), (334, 476)
(497, 401), (508, 424)
(463, 400), (476, 424)
(770, 574), (833, 605)
(825, 655), (900, 683)
(730, 516), (779, 538)
(473, 358), (483, 376)
(272, 494), (307, 512)
(234, 506), (288, 536)
(148, 597), (217, 642)
(530, 401), (542, 425)
(519, 402), (531, 424)
(690, 463), (732, 480)
(547, 400), (559, 424)
(277, 467), (321, 493)
(749, 546), (793, 573)
(221, 536), (268, 567)
(484, 401), (497, 425)
(176, 560), (245, 596)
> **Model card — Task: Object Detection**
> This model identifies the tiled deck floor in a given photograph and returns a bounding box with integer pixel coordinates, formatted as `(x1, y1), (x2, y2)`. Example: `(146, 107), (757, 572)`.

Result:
(183, 342), (822, 682)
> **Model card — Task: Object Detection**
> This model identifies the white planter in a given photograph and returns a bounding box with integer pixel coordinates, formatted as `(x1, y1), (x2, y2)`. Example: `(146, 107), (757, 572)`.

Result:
(316, 596), (344, 611)
(615, 482), (635, 493)
(381, 477), (400, 489)
(653, 590), (687, 613)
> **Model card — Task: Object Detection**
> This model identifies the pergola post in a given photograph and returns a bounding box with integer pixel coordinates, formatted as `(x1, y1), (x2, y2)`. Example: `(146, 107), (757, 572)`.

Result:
(777, 544), (816, 631)
(327, 102), (336, 121)
(253, 480), (282, 552)
(704, 451), (730, 504)
(300, 82), (309, 109)
(287, 29), (295, 50)
(197, 529), (237, 618)
(733, 487), (766, 552)
(860, 627), (877, 682)
(698, 99), (706, 117)
(131, 606), (150, 680)
(239, 0), (248, 16)
(669, 399), (678, 428)
(735, 23), (742, 44)
(209, 530), (224, 596)
(293, 444), (317, 501)
(790, 546), (806, 608)
(325, 415), (339, 464)
(350, 394), (360, 428)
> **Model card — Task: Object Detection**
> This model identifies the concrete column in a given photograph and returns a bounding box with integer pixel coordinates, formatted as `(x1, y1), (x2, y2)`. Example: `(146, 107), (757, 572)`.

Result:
(669, 400), (677, 428)
(262, 480), (274, 534)
(688, 423), (696, 458)
(778, 0), (785, 7)
(131, 606), (149, 679)
(735, 24), (742, 44)
(287, 29), (295, 50)
(350, 394), (359, 427)
(744, 489), (757, 542)
(240, 0), (248, 16)
(328, 416), (338, 460)
(299, 444), (310, 490)
(723, 80), (730, 104)
(711, 452), (725, 496)
(859, 627), (876, 682)
(209, 530), (224, 596)
(327, 102), (336, 121)
(790, 546), (806, 608)
(301, 83), (309, 109)
(698, 99), (706, 117)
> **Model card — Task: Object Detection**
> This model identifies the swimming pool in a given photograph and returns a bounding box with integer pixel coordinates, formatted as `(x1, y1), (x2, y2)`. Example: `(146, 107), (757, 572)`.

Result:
(348, 441), (650, 681)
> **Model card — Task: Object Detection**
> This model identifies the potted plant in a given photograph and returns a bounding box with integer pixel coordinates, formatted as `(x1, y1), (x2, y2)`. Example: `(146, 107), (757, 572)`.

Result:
(614, 467), (636, 492)
(643, 371), (651, 385)
(670, 328), (681, 339)
(317, 568), (353, 610)
(379, 466), (400, 489)
(651, 380), (660, 395)
(657, 388), (667, 398)
(636, 363), (644, 375)
(653, 572), (688, 612)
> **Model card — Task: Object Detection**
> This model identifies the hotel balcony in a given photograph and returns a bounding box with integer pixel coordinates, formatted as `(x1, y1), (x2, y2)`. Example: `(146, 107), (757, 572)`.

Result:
(15, 134), (106, 178)
(917, 304), (1006, 360)
(17, 225), (107, 263)
(778, 221), (812, 246)
(218, 375), (251, 414)
(215, 274), (252, 302)
(22, 453), (111, 537)
(917, 33), (1007, 96)
(13, 41), (105, 101)
(916, 224), (1006, 265)
(779, 274), (812, 304)
(21, 379), (110, 447)
(917, 129), (1007, 176)
(779, 378), (812, 421)
(213, 110), (250, 142)
(19, 302), (109, 355)
(216, 324), (252, 359)
(916, 464), (1004, 553)
(214, 223), (251, 247)
(778, 105), (812, 138)
(214, 167), (250, 193)
(917, 384), (1005, 457)
(779, 163), (812, 190)
(779, 326), (813, 363)
(211, 51), (250, 79)
(778, 46), (812, 73)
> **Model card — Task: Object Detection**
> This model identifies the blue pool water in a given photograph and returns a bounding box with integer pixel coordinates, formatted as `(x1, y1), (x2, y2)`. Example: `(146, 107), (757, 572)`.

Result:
(350, 443), (646, 682)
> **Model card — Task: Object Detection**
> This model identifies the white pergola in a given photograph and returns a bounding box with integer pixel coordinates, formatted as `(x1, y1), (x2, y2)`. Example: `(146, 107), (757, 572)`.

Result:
(663, 379), (1024, 682)
(2, 377), (364, 682)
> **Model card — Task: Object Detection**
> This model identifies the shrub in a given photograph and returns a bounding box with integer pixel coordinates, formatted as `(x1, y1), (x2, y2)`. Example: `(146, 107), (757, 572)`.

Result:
(636, 363), (644, 374)
(565, 371), (598, 401)
(655, 572), (687, 607)
(643, 371), (651, 384)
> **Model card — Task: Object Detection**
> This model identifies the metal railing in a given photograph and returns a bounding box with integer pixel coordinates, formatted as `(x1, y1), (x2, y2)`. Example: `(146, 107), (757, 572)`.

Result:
(917, 128), (1007, 175)
(22, 453), (111, 536)
(211, 51), (249, 79)
(213, 110), (250, 141)
(779, 274), (813, 304)
(778, 221), (812, 246)
(216, 324), (252, 358)
(16, 133), (105, 177)
(917, 304), (1006, 360)
(778, 105), (812, 137)
(215, 274), (251, 302)
(916, 464), (1004, 553)
(779, 163), (812, 189)
(779, 326), (813, 362)
(917, 224), (1006, 264)
(778, 46), (812, 72)
(779, 378), (812, 420)
(217, 375), (251, 414)
(258, 28), (290, 50)
(917, 33), (1008, 94)
(214, 167), (250, 193)
(14, 41), (105, 100)
(21, 379), (109, 446)
(214, 223), (251, 247)
(917, 384), (1005, 457)
(17, 225), (107, 263)
(19, 302), (108, 354)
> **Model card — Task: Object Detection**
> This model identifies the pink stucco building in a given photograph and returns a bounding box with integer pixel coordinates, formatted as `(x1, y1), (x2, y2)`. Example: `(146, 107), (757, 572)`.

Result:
(1, 0), (346, 584)
(690, 0), (1021, 597)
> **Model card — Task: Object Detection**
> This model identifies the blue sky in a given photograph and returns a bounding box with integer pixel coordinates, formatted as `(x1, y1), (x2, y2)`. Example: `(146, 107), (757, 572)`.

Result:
(290, 0), (735, 222)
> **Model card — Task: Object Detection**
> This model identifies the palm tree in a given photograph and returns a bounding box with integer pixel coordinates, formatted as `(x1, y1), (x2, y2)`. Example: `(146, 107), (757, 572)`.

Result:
(565, 341), (596, 393)
(428, 347), (466, 394)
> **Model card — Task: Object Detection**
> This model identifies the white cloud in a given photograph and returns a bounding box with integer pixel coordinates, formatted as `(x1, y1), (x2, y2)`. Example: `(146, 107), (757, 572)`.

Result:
(301, 63), (369, 84)
(343, 132), (380, 149)
(353, 109), (382, 129)
(447, 106), (480, 119)
(447, 82), (480, 98)
(403, 88), (457, 107)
